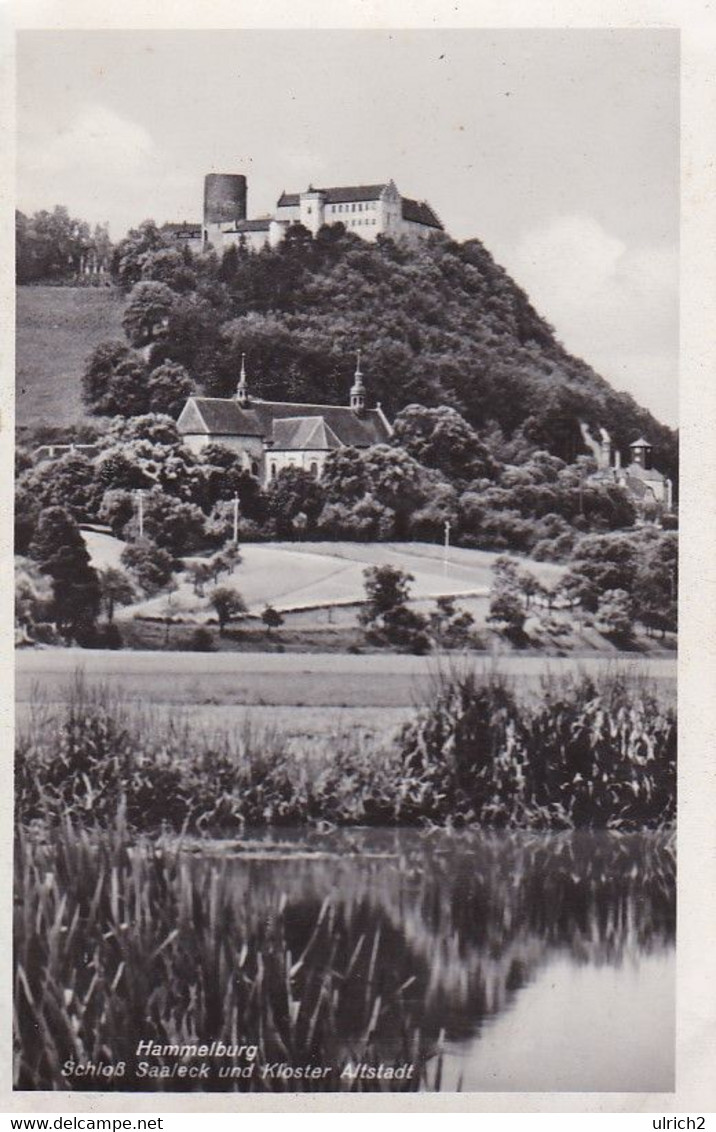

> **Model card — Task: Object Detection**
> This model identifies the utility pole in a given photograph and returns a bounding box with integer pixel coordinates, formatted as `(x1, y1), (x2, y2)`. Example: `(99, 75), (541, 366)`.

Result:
(443, 519), (451, 575)
(233, 493), (239, 546)
(137, 489), (145, 540)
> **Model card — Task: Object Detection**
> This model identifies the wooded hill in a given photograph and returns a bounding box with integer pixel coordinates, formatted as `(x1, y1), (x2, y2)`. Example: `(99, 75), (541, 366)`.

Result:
(125, 221), (676, 482)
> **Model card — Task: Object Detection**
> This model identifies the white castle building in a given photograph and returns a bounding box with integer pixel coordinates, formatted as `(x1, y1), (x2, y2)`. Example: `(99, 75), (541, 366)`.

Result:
(163, 174), (444, 255)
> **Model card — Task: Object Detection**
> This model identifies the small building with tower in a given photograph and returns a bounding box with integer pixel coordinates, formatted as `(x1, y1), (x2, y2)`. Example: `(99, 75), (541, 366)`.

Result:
(578, 422), (673, 514)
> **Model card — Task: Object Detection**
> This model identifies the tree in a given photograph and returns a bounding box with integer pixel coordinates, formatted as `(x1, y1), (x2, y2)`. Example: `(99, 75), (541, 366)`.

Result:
(97, 567), (136, 623)
(15, 557), (53, 642)
(187, 561), (213, 597)
(320, 445), (436, 540)
(146, 362), (196, 418)
(97, 416), (207, 505)
(561, 531), (642, 613)
(487, 557), (528, 640)
(121, 489), (207, 556)
(359, 565), (430, 652)
(120, 538), (176, 595)
(17, 451), (102, 524)
(209, 586), (247, 635)
(112, 220), (170, 292)
(122, 282), (175, 348)
(595, 589), (635, 643)
(28, 506), (100, 639)
(266, 466), (325, 538)
(633, 532), (678, 637)
(200, 445), (266, 518)
(140, 246), (197, 293)
(82, 340), (149, 417)
(487, 588), (526, 637)
(392, 404), (496, 483)
(16, 205), (96, 283)
(428, 596), (475, 649)
(261, 604), (284, 636)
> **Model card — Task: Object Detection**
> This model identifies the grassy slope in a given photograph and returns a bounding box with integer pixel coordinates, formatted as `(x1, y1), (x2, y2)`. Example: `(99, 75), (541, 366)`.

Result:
(15, 286), (125, 429)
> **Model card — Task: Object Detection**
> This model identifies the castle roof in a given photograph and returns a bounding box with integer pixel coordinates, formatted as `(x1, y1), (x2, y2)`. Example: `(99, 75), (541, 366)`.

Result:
(401, 197), (443, 229)
(161, 221), (202, 236)
(277, 184), (388, 208)
(275, 184), (443, 229)
(229, 218), (272, 233)
(178, 397), (391, 449)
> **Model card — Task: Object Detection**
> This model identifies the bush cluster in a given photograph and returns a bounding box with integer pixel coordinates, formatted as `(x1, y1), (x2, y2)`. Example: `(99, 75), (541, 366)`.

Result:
(17, 668), (675, 834)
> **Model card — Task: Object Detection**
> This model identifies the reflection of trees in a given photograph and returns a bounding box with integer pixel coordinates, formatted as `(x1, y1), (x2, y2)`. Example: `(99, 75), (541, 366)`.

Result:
(193, 831), (675, 1051)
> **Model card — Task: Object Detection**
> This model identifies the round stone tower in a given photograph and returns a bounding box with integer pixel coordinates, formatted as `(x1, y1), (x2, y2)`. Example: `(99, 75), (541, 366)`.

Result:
(203, 174), (247, 226)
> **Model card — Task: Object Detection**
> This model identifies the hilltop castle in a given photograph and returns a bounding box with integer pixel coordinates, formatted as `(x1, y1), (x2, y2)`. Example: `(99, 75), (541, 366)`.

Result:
(163, 173), (444, 254)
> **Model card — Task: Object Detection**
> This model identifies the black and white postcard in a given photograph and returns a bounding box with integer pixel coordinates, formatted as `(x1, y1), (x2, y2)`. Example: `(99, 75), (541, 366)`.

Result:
(3, 0), (715, 1117)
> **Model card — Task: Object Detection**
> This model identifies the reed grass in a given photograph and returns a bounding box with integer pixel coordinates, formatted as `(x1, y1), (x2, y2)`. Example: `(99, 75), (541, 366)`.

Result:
(14, 815), (445, 1091)
(16, 666), (676, 832)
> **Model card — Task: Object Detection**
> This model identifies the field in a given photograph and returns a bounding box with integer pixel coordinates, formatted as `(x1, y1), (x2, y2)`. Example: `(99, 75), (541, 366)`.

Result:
(80, 532), (675, 656)
(82, 534), (566, 637)
(121, 539), (566, 617)
(16, 648), (677, 751)
(16, 286), (125, 430)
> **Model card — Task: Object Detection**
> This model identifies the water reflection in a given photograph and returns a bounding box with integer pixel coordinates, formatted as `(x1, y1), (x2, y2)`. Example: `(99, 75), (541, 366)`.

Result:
(185, 830), (674, 1091)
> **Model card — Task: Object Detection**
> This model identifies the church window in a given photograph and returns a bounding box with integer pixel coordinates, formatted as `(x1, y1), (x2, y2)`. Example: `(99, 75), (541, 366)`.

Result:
(251, 460), (259, 477)
(310, 462), (319, 479)
(270, 463), (277, 480)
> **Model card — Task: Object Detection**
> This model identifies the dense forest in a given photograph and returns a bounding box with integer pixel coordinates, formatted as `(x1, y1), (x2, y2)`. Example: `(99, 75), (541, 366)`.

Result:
(101, 217), (677, 482)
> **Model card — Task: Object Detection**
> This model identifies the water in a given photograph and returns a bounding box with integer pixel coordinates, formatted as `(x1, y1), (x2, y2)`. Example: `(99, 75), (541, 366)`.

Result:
(186, 828), (675, 1092)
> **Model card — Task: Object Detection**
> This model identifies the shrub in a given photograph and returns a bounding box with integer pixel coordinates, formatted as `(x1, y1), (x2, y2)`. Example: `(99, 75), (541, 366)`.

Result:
(15, 667), (676, 835)
(395, 666), (676, 829)
(209, 586), (247, 635)
(595, 588), (635, 644)
(359, 564), (430, 652)
(188, 626), (215, 652)
(120, 538), (176, 594)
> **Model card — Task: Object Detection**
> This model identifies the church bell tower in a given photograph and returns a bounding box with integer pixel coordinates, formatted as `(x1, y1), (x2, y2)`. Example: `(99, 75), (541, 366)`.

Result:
(236, 353), (250, 407)
(349, 352), (366, 414)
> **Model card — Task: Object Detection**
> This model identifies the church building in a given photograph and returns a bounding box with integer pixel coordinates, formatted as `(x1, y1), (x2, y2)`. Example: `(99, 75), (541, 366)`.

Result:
(177, 356), (392, 486)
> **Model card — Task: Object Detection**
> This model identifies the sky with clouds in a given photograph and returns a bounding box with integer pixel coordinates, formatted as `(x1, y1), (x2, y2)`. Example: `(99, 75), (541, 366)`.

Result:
(16, 29), (679, 426)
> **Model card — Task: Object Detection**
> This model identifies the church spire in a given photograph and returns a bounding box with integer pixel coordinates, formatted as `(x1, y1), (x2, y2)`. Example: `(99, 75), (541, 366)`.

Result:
(236, 352), (250, 406)
(350, 351), (365, 413)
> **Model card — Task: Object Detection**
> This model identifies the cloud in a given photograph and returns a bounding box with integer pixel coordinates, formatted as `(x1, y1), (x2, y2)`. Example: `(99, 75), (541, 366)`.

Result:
(501, 214), (678, 424)
(35, 104), (155, 175)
